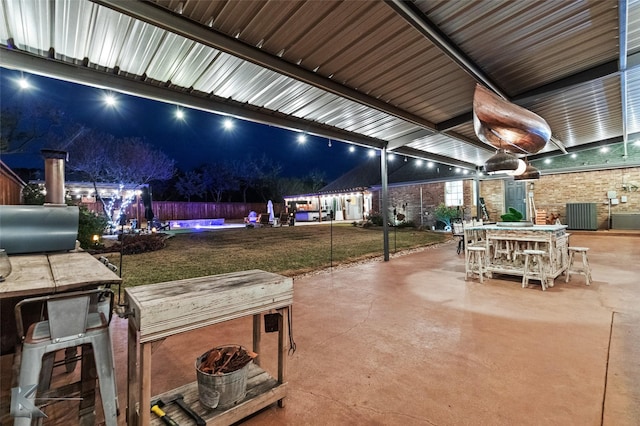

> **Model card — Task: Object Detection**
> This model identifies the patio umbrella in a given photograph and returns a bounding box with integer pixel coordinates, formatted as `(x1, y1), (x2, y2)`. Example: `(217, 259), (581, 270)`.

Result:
(267, 200), (274, 222)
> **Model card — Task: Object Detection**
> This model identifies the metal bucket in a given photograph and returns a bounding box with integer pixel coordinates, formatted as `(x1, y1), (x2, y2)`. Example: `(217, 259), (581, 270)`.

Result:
(195, 346), (251, 410)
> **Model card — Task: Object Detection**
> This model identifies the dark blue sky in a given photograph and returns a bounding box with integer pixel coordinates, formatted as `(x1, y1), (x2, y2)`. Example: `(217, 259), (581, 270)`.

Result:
(1, 68), (371, 180)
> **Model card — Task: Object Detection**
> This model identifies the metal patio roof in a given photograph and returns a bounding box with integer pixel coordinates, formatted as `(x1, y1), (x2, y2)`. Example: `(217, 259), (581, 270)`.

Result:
(1, 0), (639, 171)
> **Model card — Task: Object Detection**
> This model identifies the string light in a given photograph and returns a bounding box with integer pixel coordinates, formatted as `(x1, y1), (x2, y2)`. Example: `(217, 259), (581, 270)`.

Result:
(297, 134), (307, 143)
(103, 93), (117, 107)
(18, 77), (30, 89)
(175, 108), (185, 120)
(223, 118), (234, 130)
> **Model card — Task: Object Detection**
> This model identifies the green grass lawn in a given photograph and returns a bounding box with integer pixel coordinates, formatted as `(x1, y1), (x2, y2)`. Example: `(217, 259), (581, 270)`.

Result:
(103, 224), (450, 288)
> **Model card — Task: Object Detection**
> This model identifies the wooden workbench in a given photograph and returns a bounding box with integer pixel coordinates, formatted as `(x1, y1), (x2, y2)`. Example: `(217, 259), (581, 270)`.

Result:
(124, 269), (293, 426)
(464, 224), (569, 287)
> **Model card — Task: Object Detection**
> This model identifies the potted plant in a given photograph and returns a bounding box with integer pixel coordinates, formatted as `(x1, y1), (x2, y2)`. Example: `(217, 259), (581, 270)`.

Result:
(499, 207), (532, 226)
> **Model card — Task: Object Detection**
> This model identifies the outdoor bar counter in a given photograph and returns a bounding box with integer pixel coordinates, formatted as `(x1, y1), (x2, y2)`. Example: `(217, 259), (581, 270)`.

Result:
(464, 223), (569, 287)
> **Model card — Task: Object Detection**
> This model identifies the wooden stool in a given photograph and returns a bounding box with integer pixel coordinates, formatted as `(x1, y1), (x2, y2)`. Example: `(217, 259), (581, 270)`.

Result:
(465, 246), (487, 283)
(522, 249), (548, 291)
(565, 246), (592, 285)
(493, 239), (512, 260)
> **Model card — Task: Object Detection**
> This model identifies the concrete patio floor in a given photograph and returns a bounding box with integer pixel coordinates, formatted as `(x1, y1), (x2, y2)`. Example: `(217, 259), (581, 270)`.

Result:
(2, 232), (639, 425)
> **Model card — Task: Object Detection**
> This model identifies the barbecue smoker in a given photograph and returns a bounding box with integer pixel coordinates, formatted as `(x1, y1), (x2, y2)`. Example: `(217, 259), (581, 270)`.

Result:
(0, 149), (79, 255)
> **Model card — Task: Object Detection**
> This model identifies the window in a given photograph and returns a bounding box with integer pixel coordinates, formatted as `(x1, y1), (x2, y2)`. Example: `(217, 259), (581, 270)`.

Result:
(445, 181), (463, 206)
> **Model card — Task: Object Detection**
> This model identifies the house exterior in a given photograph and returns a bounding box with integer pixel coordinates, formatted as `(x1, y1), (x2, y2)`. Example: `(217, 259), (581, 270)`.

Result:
(286, 142), (640, 230)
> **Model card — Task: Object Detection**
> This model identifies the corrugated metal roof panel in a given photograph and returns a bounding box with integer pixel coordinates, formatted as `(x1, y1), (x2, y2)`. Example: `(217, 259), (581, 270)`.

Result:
(419, 0), (619, 95)
(629, 0), (640, 55)
(527, 75), (622, 148)
(0, 0), (634, 172)
(627, 67), (640, 134)
(407, 133), (489, 165)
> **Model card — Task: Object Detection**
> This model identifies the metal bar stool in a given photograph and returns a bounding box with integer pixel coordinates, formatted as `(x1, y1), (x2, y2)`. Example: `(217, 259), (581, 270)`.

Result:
(465, 246), (487, 283)
(12, 289), (118, 426)
(565, 246), (592, 285)
(522, 249), (548, 291)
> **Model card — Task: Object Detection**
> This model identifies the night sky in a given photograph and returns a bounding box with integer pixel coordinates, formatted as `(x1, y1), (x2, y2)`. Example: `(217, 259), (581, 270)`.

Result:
(1, 68), (371, 180)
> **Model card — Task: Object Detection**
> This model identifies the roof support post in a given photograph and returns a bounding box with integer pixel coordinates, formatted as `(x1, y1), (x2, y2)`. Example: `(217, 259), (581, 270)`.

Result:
(381, 146), (390, 261)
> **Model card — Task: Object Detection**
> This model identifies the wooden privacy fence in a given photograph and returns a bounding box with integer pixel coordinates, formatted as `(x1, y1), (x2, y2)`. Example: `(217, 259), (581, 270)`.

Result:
(80, 201), (283, 222)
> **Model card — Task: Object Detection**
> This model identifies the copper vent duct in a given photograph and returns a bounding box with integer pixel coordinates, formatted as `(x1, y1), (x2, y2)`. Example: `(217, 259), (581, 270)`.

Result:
(41, 149), (68, 205)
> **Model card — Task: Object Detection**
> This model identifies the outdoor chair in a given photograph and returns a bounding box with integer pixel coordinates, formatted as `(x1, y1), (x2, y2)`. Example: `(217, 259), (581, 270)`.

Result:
(452, 220), (465, 254)
(13, 288), (118, 426)
(258, 213), (271, 227)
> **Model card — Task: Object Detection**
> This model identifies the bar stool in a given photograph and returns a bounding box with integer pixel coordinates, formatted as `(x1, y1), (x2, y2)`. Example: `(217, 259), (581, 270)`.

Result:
(493, 239), (512, 260)
(12, 289), (118, 426)
(522, 249), (548, 291)
(465, 246), (487, 283)
(565, 246), (592, 285)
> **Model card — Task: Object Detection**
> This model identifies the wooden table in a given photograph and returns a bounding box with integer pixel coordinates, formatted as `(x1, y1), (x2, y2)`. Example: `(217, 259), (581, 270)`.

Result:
(125, 269), (293, 426)
(0, 251), (122, 354)
(464, 224), (569, 287)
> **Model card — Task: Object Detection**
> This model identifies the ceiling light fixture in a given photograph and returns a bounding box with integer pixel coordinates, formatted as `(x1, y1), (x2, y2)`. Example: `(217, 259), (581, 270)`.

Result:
(514, 162), (540, 181)
(484, 149), (520, 174)
(506, 159), (527, 176)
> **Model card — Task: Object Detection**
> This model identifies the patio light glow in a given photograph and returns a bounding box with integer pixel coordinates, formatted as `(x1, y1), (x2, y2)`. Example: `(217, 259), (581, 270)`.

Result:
(103, 93), (117, 107)
(223, 118), (234, 130)
(297, 134), (307, 143)
(349, 146), (355, 153)
(368, 149), (375, 157)
(18, 78), (30, 89)
(175, 108), (185, 120)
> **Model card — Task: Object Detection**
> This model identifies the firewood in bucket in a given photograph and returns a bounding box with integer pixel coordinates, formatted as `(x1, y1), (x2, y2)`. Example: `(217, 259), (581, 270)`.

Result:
(199, 345), (258, 375)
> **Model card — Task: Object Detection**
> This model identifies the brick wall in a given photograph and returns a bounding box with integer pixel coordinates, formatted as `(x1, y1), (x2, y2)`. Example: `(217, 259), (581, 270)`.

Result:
(370, 166), (640, 230)
(520, 167), (640, 229)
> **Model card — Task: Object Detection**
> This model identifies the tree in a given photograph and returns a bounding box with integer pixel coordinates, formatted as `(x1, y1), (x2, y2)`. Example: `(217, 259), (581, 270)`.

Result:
(253, 155), (282, 202)
(201, 162), (237, 202)
(304, 169), (327, 193)
(64, 129), (175, 225)
(231, 159), (260, 203)
(0, 104), (65, 154)
(175, 170), (205, 201)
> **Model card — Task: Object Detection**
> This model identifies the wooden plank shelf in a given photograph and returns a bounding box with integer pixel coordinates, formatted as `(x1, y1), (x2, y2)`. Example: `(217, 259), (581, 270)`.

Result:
(149, 363), (287, 425)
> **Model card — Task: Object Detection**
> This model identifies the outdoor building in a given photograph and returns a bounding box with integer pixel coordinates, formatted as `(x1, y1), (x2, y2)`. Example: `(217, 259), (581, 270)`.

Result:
(287, 141), (640, 230)
(0, 160), (25, 205)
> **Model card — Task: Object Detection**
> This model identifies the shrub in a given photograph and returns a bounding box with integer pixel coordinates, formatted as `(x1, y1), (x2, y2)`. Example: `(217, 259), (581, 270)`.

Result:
(91, 234), (167, 255)
(368, 212), (384, 226)
(77, 205), (109, 249)
(396, 220), (415, 228)
(22, 184), (46, 205)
